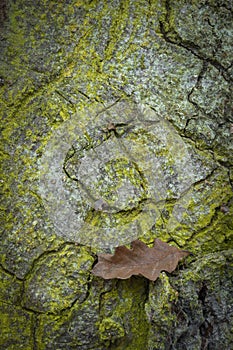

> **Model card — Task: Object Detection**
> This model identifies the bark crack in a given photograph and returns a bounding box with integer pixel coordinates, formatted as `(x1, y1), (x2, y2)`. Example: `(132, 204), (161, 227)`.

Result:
(159, 0), (232, 82)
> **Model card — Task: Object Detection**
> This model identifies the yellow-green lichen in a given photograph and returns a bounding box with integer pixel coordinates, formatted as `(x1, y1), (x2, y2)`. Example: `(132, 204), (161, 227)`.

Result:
(145, 272), (179, 350)
(99, 317), (125, 342)
(0, 269), (23, 305)
(23, 245), (94, 313)
(1, 0), (233, 348)
(98, 278), (149, 349)
(0, 302), (34, 350)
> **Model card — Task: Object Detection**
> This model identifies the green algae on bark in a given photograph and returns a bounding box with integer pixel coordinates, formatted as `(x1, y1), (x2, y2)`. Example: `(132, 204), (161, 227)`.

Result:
(0, 302), (34, 350)
(35, 277), (149, 350)
(1, 0), (233, 349)
(165, 167), (232, 249)
(36, 297), (101, 350)
(38, 101), (221, 252)
(146, 250), (233, 350)
(22, 245), (95, 313)
(97, 278), (149, 349)
(0, 269), (23, 305)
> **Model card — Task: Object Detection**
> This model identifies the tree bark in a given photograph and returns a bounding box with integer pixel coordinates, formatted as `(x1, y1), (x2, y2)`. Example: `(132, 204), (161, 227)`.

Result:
(1, 1), (232, 349)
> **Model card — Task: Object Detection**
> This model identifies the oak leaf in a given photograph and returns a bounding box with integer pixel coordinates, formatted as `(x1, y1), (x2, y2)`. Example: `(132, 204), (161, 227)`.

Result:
(92, 239), (189, 281)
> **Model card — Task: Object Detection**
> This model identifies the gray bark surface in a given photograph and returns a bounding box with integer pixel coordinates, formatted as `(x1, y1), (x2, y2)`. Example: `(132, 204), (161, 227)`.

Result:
(1, 1), (232, 349)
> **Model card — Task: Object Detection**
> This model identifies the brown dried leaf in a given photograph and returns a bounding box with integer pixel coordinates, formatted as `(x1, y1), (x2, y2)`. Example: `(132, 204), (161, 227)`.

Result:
(92, 239), (189, 281)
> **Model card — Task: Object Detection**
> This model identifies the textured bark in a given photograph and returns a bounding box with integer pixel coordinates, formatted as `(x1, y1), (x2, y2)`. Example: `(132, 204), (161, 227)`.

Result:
(1, 1), (232, 349)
